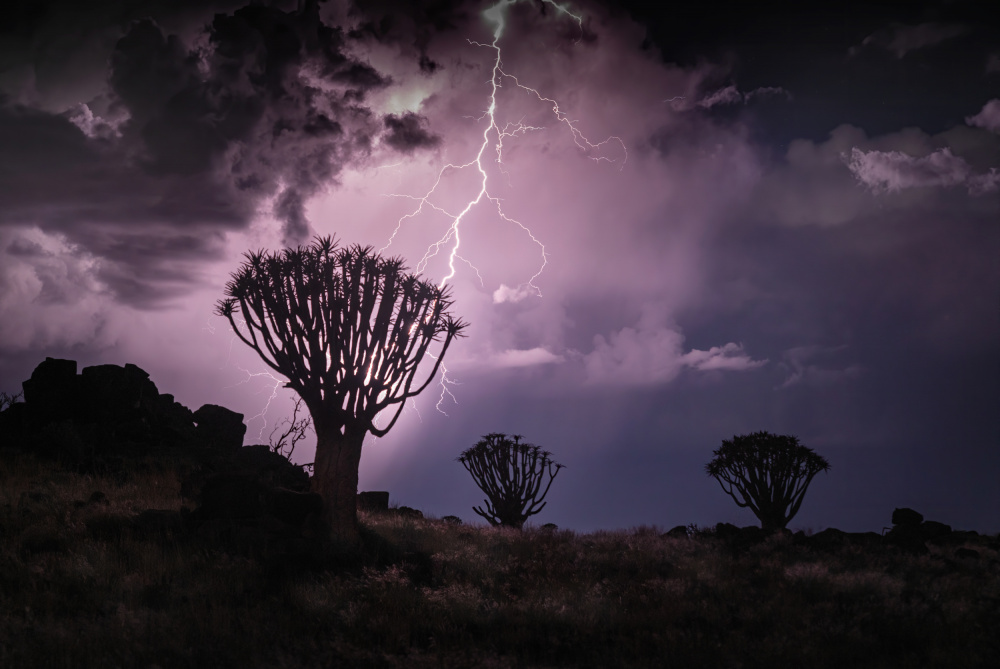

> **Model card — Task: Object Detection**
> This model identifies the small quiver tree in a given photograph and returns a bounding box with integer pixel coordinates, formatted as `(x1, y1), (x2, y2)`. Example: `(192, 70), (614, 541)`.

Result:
(216, 236), (467, 544)
(706, 431), (830, 532)
(458, 433), (564, 529)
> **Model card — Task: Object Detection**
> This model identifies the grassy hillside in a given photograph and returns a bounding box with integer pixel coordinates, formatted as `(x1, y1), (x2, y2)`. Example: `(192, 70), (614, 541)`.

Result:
(1, 448), (998, 668)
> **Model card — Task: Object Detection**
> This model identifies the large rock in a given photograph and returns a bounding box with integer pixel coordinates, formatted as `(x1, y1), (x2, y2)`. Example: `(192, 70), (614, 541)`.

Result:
(21, 357), (79, 424)
(357, 491), (390, 512)
(79, 363), (160, 425)
(892, 508), (924, 527)
(232, 445), (310, 491)
(10, 358), (248, 466)
(193, 404), (246, 454)
(921, 520), (953, 543)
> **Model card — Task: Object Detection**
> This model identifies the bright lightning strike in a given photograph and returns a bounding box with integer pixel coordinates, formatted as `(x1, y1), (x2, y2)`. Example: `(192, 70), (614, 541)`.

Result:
(380, 0), (626, 293)
(378, 0), (626, 414)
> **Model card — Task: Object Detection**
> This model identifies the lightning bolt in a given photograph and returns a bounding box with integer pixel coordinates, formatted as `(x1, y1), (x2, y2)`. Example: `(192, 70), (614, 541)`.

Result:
(211, 316), (289, 441)
(225, 365), (284, 441)
(379, 0), (626, 413)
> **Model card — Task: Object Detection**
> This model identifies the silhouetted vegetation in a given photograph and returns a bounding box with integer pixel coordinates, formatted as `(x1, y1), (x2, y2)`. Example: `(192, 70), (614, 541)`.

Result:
(1, 448), (998, 668)
(216, 236), (467, 543)
(268, 396), (313, 465)
(0, 390), (22, 412)
(707, 431), (830, 531)
(458, 433), (563, 528)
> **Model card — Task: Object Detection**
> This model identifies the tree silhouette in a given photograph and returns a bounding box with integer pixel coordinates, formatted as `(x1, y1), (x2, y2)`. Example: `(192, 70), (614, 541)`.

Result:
(706, 431), (830, 531)
(458, 433), (563, 528)
(217, 236), (466, 542)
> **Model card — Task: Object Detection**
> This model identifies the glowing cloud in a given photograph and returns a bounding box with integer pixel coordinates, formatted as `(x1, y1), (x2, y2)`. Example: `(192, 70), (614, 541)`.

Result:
(845, 147), (999, 195)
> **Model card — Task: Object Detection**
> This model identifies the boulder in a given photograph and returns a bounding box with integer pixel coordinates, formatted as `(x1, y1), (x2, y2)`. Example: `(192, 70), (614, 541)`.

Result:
(665, 525), (690, 539)
(232, 445), (309, 491)
(392, 506), (423, 519)
(21, 357), (79, 424)
(921, 520), (953, 543)
(357, 491), (390, 512)
(193, 404), (246, 454)
(79, 363), (159, 426)
(892, 507), (924, 527)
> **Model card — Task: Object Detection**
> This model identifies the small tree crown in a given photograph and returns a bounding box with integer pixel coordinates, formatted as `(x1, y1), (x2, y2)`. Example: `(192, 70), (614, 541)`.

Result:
(457, 433), (564, 528)
(705, 431), (830, 531)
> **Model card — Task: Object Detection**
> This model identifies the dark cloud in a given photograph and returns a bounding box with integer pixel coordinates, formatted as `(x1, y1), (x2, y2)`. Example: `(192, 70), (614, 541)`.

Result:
(0, 0), (456, 302)
(383, 112), (441, 152)
(347, 0), (467, 69)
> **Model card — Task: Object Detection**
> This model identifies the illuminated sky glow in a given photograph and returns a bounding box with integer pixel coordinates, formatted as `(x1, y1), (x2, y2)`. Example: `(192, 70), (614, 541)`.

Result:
(0, 0), (997, 532)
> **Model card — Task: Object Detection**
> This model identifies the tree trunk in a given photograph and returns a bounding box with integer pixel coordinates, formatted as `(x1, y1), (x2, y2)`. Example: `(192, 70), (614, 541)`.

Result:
(758, 506), (788, 533)
(311, 424), (365, 545)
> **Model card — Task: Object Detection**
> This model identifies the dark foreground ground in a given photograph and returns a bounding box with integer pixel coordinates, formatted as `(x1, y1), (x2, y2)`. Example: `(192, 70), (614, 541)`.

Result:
(1, 448), (998, 669)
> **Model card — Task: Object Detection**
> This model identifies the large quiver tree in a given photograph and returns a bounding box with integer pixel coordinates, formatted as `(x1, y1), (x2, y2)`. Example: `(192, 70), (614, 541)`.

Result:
(217, 236), (466, 543)
(458, 433), (563, 529)
(706, 431), (830, 531)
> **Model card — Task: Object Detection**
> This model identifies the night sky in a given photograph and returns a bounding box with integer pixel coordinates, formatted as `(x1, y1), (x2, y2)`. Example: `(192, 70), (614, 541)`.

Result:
(1, 0), (997, 533)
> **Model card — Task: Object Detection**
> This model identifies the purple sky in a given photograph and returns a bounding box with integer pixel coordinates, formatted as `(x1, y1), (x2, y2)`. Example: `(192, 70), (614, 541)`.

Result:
(1, 0), (997, 533)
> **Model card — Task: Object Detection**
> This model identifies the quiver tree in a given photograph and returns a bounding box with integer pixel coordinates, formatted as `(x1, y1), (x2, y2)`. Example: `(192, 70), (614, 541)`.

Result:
(706, 431), (830, 531)
(217, 236), (467, 543)
(458, 433), (563, 528)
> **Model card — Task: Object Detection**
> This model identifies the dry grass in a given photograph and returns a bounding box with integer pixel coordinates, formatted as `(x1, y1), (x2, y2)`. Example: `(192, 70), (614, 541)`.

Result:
(1, 448), (998, 668)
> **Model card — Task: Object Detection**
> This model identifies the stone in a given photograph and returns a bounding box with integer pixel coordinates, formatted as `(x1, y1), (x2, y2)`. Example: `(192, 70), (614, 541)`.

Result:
(79, 363), (159, 426)
(21, 357), (79, 424)
(921, 520), (953, 542)
(665, 525), (690, 538)
(393, 505), (423, 519)
(357, 491), (390, 512)
(193, 404), (246, 454)
(955, 547), (980, 560)
(232, 445), (309, 491)
(892, 507), (924, 527)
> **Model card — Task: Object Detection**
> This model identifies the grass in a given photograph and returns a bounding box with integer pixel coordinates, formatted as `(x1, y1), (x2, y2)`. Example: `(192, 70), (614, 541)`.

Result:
(1, 447), (998, 668)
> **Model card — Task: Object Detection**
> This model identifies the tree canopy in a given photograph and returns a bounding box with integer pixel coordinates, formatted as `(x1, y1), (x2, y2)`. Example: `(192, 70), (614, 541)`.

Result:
(706, 431), (830, 531)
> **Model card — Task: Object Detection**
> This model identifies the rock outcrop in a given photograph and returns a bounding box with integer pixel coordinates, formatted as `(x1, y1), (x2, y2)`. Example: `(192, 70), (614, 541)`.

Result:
(0, 357), (246, 465)
(357, 491), (390, 512)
